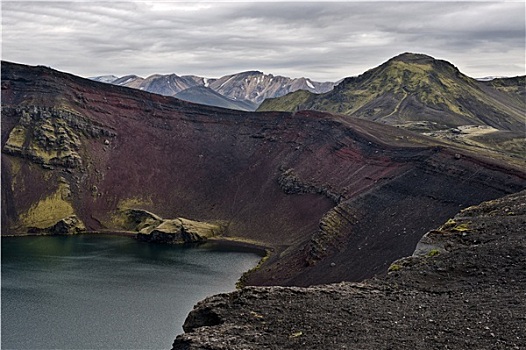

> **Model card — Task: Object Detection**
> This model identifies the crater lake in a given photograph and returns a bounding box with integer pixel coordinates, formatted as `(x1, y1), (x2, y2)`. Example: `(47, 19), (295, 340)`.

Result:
(1, 235), (261, 350)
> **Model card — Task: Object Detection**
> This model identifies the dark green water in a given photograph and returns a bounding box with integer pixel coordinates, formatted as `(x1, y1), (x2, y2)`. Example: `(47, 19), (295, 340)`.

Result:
(1, 235), (261, 350)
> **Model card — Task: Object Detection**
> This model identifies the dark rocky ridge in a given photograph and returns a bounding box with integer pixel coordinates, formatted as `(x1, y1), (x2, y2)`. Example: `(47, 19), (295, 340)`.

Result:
(2, 60), (525, 288)
(173, 190), (526, 349)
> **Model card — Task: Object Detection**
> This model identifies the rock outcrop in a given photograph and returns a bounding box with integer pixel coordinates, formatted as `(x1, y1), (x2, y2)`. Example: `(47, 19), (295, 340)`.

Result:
(28, 215), (86, 235)
(137, 217), (221, 244)
(2, 106), (116, 169)
(114, 208), (163, 232)
(111, 208), (221, 244)
(277, 167), (340, 203)
(172, 190), (526, 350)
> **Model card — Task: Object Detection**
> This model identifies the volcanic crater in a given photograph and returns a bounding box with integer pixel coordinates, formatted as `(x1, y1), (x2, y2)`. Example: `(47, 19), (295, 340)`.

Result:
(2, 61), (525, 288)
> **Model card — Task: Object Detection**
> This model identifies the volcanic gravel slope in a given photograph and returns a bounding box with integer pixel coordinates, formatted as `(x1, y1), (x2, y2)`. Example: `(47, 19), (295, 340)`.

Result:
(1, 61), (525, 288)
(172, 190), (526, 350)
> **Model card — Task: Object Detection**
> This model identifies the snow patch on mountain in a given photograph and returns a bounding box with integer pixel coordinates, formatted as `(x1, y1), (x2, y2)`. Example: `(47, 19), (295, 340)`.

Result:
(89, 70), (336, 110)
(89, 75), (119, 84)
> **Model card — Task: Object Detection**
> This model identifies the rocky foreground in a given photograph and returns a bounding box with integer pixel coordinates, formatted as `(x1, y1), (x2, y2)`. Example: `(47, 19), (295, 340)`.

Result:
(172, 190), (526, 349)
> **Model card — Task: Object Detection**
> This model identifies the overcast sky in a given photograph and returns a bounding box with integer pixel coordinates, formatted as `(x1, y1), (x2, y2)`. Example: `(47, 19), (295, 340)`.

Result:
(2, 1), (525, 81)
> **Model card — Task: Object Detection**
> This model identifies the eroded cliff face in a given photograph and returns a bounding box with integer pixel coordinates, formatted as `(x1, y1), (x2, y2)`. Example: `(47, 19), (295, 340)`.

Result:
(2, 61), (525, 287)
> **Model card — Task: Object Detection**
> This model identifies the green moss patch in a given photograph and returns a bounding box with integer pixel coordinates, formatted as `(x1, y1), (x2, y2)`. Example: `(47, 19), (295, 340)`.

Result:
(19, 182), (75, 229)
(388, 263), (401, 272)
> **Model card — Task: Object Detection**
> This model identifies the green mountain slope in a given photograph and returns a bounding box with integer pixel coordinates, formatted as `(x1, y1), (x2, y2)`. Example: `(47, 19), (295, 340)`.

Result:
(258, 53), (525, 132)
(479, 76), (525, 105)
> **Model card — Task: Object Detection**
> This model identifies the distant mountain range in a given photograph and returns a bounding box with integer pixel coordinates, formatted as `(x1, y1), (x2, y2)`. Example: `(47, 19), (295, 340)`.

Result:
(90, 53), (524, 157)
(89, 71), (335, 111)
(174, 85), (258, 111)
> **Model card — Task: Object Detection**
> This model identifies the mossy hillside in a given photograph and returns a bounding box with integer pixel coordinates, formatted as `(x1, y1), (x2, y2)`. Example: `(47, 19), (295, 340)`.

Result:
(483, 76), (525, 100)
(7, 157), (24, 193)
(260, 56), (466, 116)
(258, 89), (313, 112)
(469, 133), (526, 158)
(18, 181), (75, 229)
(5, 125), (28, 149)
(3, 108), (83, 168)
(110, 197), (156, 229)
(499, 138), (526, 155)
(258, 53), (525, 133)
(313, 60), (469, 117)
(420, 126), (526, 166)
(117, 197), (154, 210)
(306, 204), (358, 265)
(2, 106), (116, 171)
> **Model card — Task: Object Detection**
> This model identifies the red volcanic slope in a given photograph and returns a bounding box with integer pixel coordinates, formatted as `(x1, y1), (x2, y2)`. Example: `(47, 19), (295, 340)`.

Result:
(2, 61), (525, 286)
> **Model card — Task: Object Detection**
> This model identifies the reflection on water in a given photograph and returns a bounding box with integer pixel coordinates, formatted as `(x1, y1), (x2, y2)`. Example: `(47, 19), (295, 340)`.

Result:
(1, 235), (261, 350)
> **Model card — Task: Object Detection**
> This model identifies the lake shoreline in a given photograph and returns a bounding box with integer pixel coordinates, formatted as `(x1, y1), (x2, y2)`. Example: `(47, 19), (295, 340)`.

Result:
(2, 230), (271, 257)
(2, 233), (263, 350)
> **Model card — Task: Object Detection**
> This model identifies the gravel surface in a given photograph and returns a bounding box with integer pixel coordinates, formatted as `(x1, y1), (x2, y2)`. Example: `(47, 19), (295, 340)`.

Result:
(172, 190), (526, 350)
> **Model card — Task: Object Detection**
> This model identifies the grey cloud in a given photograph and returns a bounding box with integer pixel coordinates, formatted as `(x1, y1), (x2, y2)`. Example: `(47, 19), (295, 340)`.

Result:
(1, 1), (524, 81)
